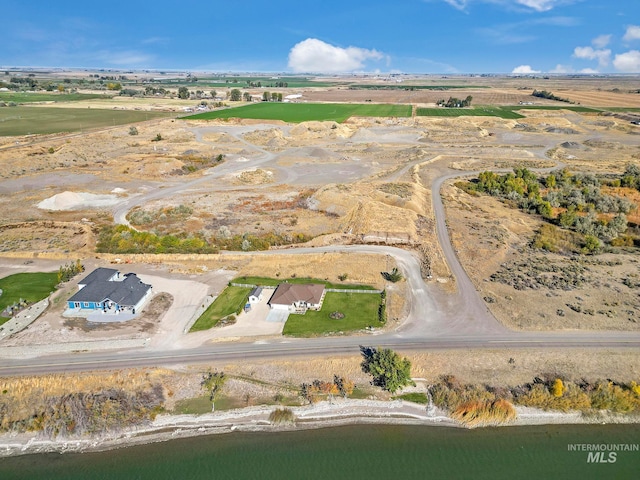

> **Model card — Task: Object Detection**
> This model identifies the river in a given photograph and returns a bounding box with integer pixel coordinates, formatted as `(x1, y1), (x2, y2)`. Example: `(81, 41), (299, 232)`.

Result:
(0, 424), (638, 479)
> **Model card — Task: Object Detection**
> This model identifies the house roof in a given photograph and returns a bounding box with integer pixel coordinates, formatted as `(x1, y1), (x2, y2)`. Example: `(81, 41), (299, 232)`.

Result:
(268, 283), (325, 306)
(77, 267), (118, 286)
(69, 270), (151, 307)
(250, 286), (263, 297)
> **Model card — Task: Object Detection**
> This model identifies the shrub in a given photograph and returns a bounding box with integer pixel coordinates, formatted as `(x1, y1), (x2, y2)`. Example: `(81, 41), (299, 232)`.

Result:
(551, 378), (564, 397)
(451, 399), (516, 427)
(381, 268), (403, 282)
(269, 408), (296, 425)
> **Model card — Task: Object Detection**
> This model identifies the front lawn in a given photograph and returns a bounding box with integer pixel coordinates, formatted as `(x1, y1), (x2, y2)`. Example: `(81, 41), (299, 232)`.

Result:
(282, 292), (382, 337)
(189, 286), (251, 332)
(232, 276), (376, 290)
(0, 272), (59, 325)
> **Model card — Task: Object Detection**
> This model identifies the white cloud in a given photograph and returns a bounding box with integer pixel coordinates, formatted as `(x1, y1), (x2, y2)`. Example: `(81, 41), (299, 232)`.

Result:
(288, 38), (385, 73)
(613, 50), (640, 72)
(579, 68), (599, 74)
(96, 50), (154, 66)
(623, 25), (640, 42)
(515, 0), (558, 11)
(592, 34), (611, 48)
(573, 46), (611, 67)
(511, 65), (540, 74)
(435, 0), (573, 12)
(550, 64), (574, 73)
(443, 0), (468, 10)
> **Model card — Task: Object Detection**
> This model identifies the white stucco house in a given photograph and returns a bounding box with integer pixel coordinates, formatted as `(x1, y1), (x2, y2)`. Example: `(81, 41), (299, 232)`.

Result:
(267, 283), (326, 313)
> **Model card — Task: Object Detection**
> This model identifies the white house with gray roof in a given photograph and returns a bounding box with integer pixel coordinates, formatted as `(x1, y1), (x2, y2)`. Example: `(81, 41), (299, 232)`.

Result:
(67, 267), (152, 314)
(267, 283), (325, 313)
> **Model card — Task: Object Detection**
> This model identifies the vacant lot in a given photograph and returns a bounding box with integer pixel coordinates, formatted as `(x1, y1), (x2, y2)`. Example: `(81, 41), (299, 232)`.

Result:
(0, 272), (58, 325)
(190, 286), (250, 332)
(185, 103), (412, 123)
(0, 107), (174, 136)
(282, 291), (382, 337)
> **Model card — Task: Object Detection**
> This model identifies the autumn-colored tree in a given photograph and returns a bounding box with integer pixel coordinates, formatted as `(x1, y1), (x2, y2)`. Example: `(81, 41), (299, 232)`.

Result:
(551, 378), (564, 397)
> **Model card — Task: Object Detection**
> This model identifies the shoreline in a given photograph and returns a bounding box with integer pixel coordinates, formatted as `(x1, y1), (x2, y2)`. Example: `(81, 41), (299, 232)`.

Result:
(1, 398), (638, 458)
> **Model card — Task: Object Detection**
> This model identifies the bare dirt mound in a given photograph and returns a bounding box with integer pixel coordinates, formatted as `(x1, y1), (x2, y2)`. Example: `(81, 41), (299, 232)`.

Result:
(37, 191), (120, 211)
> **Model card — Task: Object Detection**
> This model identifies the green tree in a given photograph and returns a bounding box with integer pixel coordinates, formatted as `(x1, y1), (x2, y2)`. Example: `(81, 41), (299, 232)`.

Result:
(178, 86), (190, 99)
(262, 91), (270, 102)
(545, 174), (556, 188)
(381, 267), (403, 283)
(201, 370), (226, 411)
(230, 89), (242, 101)
(243, 92), (252, 102)
(360, 346), (415, 393)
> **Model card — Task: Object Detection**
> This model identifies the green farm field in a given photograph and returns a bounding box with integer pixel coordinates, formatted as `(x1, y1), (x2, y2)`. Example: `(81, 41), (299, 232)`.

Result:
(0, 92), (111, 104)
(417, 105), (601, 119)
(417, 106), (525, 119)
(193, 76), (343, 88)
(354, 84), (490, 90)
(0, 107), (174, 136)
(185, 103), (412, 123)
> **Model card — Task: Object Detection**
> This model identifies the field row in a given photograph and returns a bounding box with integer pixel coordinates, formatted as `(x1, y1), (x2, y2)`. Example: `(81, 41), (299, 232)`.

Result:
(185, 103), (412, 123)
(0, 92), (111, 104)
(0, 107), (174, 136)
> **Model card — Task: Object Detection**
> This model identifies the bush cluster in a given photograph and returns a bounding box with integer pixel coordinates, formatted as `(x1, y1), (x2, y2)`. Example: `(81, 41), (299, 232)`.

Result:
(57, 260), (84, 283)
(0, 385), (164, 437)
(463, 166), (639, 250)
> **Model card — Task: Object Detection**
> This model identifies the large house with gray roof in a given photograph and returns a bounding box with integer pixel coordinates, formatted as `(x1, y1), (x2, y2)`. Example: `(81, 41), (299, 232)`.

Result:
(67, 267), (152, 314)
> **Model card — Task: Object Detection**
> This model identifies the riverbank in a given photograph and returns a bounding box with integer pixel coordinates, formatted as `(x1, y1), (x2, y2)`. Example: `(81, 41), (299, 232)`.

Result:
(2, 398), (638, 458)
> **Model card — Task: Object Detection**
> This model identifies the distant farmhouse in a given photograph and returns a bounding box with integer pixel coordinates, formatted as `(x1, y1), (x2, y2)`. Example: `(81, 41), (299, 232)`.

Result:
(67, 268), (152, 314)
(267, 283), (325, 313)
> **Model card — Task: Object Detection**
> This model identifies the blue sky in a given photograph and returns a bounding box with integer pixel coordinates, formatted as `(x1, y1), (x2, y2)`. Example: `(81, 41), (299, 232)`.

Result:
(2, 0), (639, 73)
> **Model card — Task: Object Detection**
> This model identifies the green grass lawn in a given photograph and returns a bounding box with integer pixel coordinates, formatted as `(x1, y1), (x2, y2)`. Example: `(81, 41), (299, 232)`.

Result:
(0, 272), (59, 326)
(232, 276), (376, 290)
(189, 286), (251, 332)
(0, 92), (112, 103)
(172, 395), (249, 413)
(393, 392), (429, 404)
(184, 102), (412, 123)
(282, 292), (382, 337)
(0, 107), (175, 136)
